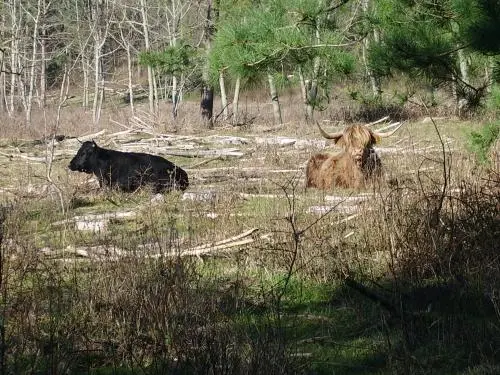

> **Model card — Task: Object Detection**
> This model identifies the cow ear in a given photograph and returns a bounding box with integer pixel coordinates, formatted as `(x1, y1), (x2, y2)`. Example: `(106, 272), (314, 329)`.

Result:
(91, 140), (97, 147)
(373, 134), (381, 144)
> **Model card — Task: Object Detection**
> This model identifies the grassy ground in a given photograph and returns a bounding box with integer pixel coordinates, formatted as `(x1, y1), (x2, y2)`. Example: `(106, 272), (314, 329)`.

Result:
(0, 95), (498, 374)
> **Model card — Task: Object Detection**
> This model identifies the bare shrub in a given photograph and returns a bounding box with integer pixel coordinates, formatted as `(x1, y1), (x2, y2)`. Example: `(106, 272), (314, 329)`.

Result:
(0, 197), (304, 374)
(371, 179), (499, 284)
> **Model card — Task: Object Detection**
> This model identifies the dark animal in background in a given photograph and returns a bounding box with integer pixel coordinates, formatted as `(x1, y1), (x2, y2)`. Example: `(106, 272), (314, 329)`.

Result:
(306, 122), (403, 190)
(69, 141), (189, 193)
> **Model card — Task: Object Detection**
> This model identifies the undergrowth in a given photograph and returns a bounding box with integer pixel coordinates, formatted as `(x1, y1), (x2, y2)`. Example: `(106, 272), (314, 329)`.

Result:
(0, 118), (499, 374)
(468, 121), (500, 164)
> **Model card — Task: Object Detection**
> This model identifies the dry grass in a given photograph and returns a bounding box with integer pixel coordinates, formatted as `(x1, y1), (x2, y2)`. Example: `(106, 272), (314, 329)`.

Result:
(0, 90), (498, 374)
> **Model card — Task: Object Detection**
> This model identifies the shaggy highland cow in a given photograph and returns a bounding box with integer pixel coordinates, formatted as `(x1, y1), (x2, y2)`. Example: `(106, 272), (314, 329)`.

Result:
(306, 122), (403, 190)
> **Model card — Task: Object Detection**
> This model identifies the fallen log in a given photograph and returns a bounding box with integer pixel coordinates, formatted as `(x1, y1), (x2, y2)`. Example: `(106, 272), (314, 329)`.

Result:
(77, 129), (107, 142)
(161, 149), (245, 158)
(42, 228), (261, 260)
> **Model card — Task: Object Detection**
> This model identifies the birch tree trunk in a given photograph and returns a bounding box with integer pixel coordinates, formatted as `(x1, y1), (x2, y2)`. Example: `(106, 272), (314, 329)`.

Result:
(125, 39), (135, 115)
(219, 71), (228, 121)
(39, 26), (46, 108)
(0, 10), (6, 113)
(0, 51), (5, 113)
(0, 13), (7, 112)
(92, 37), (105, 124)
(82, 57), (90, 109)
(26, 0), (43, 126)
(232, 75), (241, 125)
(172, 75), (179, 118)
(160, 0), (195, 119)
(118, 15), (135, 115)
(458, 48), (469, 85)
(153, 67), (159, 111)
(91, 1), (107, 125)
(298, 67), (308, 120)
(9, 1), (20, 115)
(74, 0), (90, 109)
(268, 72), (282, 125)
(140, 0), (156, 113)
(167, 19), (179, 119)
(38, 0), (49, 109)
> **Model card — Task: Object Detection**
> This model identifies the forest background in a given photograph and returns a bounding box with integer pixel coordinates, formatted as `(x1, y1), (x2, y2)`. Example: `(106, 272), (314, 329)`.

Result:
(0, 0), (499, 374)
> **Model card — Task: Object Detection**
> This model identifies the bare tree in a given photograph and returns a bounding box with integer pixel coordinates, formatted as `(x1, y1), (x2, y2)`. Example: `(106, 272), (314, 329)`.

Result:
(0, 10), (6, 113)
(160, 0), (195, 118)
(38, 0), (48, 109)
(139, 0), (156, 113)
(7, 0), (22, 115)
(25, 0), (44, 126)
(91, 0), (113, 125)
(118, 13), (137, 115)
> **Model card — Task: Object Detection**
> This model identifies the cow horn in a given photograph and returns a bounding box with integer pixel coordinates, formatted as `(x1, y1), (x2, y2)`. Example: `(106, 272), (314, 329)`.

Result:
(315, 122), (343, 141)
(373, 121), (405, 138)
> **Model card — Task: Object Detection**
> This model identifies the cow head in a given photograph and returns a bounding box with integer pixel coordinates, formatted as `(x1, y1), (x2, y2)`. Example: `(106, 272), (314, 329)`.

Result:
(315, 122), (402, 167)
(69, 140), (98, 173)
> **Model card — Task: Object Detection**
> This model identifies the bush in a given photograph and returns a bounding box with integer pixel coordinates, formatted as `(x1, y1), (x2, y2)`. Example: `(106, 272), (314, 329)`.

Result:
(468, 121), (500, 165)
(485, 84), (500, 116)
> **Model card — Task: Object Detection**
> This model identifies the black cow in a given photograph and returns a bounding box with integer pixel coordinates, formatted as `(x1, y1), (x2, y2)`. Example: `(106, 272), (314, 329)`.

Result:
(69, 141), (189, 193)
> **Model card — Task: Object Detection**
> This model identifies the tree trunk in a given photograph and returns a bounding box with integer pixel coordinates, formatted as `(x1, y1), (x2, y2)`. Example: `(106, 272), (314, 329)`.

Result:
(119, 22), (134, 115)
(486, 57), (495, 93)
(125, 40), (134, 115)
(306, 56), (320, 122)
(200, 0), (217, 128)
(0, 18), (5, 113)
(0, 10), (5, 112)
(26, 0), (43, 126)
(153, 69), (159, 111)
(92, 39), (104, 124)
(0, 54), (5, 113)
(232, 75), (241, 125)
(219, 71), (228, 121)
(91, 0), (108, 125)
(39, 26), (46, 108)
(172, 75), (179, 118)
(458, 48), (469, 85)
(140, 0), (155, 113)
(361, 0), (381, 98)
(9, 2), (20, 115)
(268, 73), (282, 125)
(201, 86), (214, 128)
(73, 0), (89, 109)
(82, 57), (90, 109)
(298, 67), (309, 121)
(39, 0), (48, 109)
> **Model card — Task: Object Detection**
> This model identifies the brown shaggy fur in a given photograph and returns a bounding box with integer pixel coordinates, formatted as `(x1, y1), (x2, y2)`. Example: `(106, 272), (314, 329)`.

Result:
(306, 124), (383, 190)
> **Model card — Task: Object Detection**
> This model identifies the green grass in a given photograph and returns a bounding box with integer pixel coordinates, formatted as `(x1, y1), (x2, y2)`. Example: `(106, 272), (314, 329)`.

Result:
(467, 121), (500, 164)
(3, 197), (498, 374)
